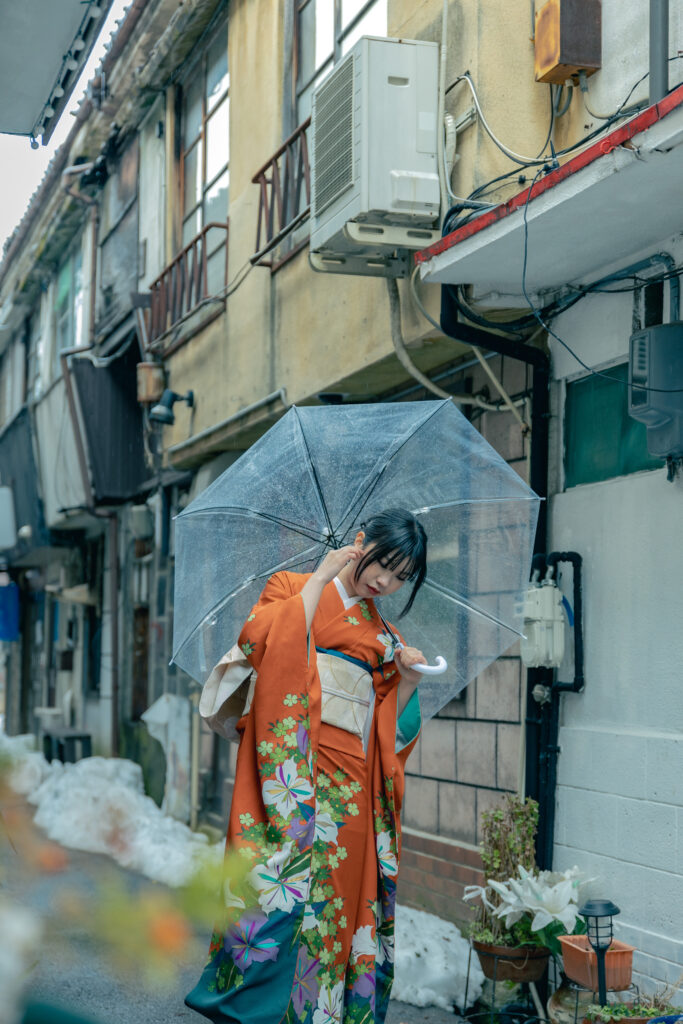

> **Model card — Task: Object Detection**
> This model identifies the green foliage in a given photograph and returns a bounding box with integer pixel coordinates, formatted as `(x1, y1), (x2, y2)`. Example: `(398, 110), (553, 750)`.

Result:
(480, 794), (538, 882)
(470, 795), (539, 946)
(584, 1004), (679, 1022)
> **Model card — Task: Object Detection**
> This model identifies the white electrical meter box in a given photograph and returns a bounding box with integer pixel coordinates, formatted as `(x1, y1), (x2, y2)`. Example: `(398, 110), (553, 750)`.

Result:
(310, 36), (441, 277)
(521, 582), (566, 668)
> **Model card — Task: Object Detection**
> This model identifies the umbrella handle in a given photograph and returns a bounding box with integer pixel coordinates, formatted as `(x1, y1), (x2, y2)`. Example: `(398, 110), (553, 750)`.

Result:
(412, 656), (448, 676)
(393, 641), (448, 676)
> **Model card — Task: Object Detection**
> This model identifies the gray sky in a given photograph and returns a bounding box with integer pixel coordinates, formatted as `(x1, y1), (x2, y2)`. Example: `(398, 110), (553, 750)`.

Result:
(0, 0), (131, 254)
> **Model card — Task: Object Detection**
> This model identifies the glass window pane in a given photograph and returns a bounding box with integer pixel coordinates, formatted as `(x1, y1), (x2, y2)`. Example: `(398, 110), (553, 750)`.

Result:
(341, 0), (371, 28)
(297, 62), (332, 123)
(206, 96), (229, 185)
(205, 170), (229, 224)
(206, 29), (229, 112)
(298, 1), (316, 87)
(183, 210), (201, 247)
(205, 225), (227, 257)
(183, 76), (203, 144)
(564, 362), (660, 486)
(207, 247), (226, 295)
(298, 0), (333, 87)
(341, 0), (387, 54)
(184, 140), (203, 216)
(56, 260), (71, 311)
(315, 0), (334, 68)
(73, 249), (84, 349)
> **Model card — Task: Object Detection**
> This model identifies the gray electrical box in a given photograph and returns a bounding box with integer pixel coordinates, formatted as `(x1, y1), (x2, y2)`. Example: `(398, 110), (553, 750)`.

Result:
(629, 322), (683, 458)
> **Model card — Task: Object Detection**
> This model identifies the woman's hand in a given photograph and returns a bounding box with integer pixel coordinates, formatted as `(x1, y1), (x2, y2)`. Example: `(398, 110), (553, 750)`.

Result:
(394, 645), (426, 687)
(301, 545), (361, 631)
(312, 545), (361, 587)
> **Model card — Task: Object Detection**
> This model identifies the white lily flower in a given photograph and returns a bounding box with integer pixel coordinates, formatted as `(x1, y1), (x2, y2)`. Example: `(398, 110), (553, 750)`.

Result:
(488, 864), (582, 935)
(463, 884), (496, 912)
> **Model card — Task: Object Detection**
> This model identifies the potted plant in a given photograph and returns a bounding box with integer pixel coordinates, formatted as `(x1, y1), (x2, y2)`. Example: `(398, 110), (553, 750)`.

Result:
(583, 996), (681, 1024)
(464, 795), (589, 982)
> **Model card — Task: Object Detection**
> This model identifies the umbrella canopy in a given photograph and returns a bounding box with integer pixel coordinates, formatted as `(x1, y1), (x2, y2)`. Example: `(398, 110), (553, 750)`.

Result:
(172, 400), (539, 721)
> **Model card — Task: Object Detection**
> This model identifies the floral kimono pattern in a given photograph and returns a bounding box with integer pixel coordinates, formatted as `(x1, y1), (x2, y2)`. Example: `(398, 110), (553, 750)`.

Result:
(186, 571), (421, 1024)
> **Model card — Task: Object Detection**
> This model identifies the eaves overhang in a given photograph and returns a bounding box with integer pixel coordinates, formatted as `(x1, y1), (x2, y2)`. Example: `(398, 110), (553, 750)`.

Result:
(0, 0), (116, 144)
(416, 83), (683, 299)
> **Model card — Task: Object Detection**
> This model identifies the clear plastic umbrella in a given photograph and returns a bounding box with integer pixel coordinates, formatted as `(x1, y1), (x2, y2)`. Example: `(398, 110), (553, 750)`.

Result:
(172, 400), (539, 721)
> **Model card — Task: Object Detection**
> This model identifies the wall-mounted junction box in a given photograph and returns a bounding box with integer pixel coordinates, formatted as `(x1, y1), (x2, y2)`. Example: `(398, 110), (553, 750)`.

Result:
(535, 0), (602, 84)
(629, 322), (683, 459)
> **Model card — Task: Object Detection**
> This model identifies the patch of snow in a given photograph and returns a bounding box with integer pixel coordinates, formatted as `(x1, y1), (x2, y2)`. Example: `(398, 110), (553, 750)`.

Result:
(393, 904), (484, 1012)
(0, 733), (220, 887)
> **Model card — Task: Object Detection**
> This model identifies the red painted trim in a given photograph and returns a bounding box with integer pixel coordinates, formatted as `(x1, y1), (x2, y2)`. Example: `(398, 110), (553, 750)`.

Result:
(415, 82), (683, 265)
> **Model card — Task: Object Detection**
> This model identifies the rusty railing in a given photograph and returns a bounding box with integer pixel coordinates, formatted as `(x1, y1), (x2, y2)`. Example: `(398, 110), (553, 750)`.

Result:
(148, 221), (229, 345)
(252, 117), (311, 271)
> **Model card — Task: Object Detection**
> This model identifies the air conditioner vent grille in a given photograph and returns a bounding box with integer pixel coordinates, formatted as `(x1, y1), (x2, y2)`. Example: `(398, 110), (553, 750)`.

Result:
(313, 57), (354, 216)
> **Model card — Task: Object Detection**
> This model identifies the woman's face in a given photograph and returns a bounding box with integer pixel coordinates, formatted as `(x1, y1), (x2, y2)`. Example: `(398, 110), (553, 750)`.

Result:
(352, 543), (412, 600)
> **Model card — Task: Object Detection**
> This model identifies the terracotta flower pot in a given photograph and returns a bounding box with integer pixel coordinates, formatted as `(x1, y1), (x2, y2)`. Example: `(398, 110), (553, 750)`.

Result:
(472, 939), (550, 982)
(559, 935), (635, 991)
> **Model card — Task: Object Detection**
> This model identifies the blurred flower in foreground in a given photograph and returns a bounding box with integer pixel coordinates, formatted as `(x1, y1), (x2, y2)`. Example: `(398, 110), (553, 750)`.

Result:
(0, 900), (42, 1024)
(54, 848), (250, 986)
(1, 738), (250, 993)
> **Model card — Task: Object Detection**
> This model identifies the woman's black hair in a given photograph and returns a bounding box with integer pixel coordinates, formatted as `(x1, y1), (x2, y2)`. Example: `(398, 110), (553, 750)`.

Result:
(352, 508), (427, 617)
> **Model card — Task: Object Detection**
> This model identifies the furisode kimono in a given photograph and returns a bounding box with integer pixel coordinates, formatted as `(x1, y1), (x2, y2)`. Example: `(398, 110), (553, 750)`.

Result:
(185, 570), (421, 1024)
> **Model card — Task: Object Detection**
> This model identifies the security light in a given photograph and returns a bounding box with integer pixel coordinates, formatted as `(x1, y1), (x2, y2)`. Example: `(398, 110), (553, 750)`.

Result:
(149, 389), (194, 426)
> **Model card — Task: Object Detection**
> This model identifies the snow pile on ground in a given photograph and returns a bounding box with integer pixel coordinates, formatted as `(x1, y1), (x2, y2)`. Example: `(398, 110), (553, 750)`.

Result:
(1, 733), (220, 887)
(393, 904), (484, 1011)
(1, 731), (483, 1011)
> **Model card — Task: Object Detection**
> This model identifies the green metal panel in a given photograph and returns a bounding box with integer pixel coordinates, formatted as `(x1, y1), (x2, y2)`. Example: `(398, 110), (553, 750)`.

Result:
(564, 362), (661, 487)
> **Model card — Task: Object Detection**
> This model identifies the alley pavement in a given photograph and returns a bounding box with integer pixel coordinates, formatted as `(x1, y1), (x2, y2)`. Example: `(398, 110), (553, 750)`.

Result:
(2, 796), (462, 1024)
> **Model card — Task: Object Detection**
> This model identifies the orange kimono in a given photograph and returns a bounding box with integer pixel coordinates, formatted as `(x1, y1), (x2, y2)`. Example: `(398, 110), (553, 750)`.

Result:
(185, 571), (421, 1024)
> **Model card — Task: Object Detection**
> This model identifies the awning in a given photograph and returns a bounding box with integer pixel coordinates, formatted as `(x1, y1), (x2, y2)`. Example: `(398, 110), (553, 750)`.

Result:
(416, 84), (683, 299)
(0, 0), (115, 143)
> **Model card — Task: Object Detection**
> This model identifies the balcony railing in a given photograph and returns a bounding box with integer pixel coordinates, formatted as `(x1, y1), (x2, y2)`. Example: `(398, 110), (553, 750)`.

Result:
(252, 118), (311, 271)
(148, 222), (229, 347)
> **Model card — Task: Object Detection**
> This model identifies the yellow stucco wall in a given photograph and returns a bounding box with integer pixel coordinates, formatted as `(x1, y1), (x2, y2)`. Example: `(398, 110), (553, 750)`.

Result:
(162, 0), (557, 457)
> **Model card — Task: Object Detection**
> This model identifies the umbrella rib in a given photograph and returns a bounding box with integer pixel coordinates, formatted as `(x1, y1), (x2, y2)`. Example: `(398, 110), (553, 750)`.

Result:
(422, 577), (525, 637)
(172, 542), (324, 662)
(177, 504), (323, 544)
(336, 401), (450, 532)
(294, 408), (338, 545)
(412, 496), (539, 513)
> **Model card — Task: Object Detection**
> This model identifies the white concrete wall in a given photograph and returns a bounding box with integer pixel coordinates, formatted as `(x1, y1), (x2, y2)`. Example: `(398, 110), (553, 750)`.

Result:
(549, 227), (683, 997)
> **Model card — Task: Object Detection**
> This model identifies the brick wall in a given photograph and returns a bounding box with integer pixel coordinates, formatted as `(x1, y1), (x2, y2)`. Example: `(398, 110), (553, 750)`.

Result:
(398, 828), (484, 927)
(398, 353), (532, 921)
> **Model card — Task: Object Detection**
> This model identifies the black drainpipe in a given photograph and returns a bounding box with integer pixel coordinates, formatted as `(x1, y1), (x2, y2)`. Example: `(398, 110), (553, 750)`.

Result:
(440, 286), (557, 867)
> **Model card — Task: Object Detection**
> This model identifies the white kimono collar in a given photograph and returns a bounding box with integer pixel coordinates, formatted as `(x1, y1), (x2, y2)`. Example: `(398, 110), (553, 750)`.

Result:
(333, 576), (360, 611)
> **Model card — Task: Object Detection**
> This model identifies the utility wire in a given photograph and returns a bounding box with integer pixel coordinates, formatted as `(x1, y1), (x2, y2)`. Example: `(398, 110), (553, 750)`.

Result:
(444, 56), (683, 236)
(520, 167), (683, 394)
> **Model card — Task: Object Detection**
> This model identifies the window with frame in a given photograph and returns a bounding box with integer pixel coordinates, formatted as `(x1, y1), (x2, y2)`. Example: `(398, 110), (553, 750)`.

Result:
(295, 0), (387, 122)
(180, 20), (230, 297)
(54, 246), (85, 379)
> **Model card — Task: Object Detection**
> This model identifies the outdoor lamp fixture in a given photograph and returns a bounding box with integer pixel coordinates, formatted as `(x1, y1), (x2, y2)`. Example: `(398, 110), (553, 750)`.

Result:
(149, 389), (194, 426)
(580, 899), (620, 1006)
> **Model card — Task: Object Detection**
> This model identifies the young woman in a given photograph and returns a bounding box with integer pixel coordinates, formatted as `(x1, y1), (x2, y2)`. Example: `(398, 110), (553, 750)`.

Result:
(186, 508), (428, 1024)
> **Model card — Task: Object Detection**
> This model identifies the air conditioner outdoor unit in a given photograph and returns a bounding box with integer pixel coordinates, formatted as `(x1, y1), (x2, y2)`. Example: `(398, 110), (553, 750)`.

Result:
(309, 36), (441, 278)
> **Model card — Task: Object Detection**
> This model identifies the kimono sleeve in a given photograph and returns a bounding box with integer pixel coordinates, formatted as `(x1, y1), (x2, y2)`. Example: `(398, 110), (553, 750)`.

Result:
(237, 571), (308, 675)
(384, 622), (423, 753)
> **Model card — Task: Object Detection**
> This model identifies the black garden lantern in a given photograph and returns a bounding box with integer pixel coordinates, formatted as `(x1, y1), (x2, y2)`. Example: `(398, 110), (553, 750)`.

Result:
(580, 899), (621, 1006)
